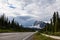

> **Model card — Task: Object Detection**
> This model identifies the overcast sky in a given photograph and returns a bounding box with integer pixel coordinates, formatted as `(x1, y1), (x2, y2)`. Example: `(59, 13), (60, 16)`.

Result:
(0, 0), (60, 27)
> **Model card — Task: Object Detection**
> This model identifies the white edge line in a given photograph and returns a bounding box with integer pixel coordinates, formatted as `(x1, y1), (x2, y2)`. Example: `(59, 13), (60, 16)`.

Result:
(23, 32), (36, 40)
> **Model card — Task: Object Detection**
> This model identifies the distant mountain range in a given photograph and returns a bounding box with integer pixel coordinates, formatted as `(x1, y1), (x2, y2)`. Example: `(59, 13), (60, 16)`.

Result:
(33, 21), (46, 29)
(8, 16), (46, 29)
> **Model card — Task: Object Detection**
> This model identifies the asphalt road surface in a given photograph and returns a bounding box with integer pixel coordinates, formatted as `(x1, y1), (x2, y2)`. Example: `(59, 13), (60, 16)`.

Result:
(0, 32), (35, 40)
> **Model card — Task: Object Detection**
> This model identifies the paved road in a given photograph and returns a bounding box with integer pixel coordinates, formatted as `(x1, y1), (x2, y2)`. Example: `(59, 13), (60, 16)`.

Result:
(0, 32), (35, 40)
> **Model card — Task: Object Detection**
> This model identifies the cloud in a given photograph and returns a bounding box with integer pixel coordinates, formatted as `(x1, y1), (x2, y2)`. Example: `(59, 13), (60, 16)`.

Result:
(0, 0), (60, 27)
(8, 4), (16, 9)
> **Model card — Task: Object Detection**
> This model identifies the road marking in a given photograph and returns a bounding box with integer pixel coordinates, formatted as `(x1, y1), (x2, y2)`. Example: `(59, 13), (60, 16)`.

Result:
(23, 32), (36, 40)
(0, 32), (36, 40)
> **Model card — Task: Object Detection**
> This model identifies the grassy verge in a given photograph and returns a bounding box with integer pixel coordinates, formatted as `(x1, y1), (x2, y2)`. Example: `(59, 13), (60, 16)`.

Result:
(0, 29), (14, 33)
(43, 32), (60, 36)
(32, 32), (57, 40)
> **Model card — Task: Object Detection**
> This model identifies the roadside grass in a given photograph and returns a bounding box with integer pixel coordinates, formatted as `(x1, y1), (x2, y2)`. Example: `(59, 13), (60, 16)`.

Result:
(53, 32), (60, 36)
(43, 32), (60, 36)
(32, 32), (57, 40)
(0, 29), (15, 33)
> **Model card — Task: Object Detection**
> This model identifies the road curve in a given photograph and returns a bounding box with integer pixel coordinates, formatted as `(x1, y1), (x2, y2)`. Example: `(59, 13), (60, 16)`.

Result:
(0, 32), (35, 40)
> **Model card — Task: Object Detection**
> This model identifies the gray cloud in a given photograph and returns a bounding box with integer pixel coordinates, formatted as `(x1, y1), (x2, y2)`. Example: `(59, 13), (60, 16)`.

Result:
(0, 0), (60, 27)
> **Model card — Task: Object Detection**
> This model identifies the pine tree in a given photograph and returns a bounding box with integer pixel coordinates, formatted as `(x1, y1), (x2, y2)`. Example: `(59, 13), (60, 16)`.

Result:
(50, 19), (53, 32)
(52, 12), (57, 33)
(56, 12), (59, 31)
(53, 12), (56, 26)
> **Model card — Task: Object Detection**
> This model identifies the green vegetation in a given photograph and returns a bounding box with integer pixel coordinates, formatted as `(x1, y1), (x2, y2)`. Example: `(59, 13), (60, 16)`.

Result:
(39, 12), (60, 36)
(0, 14), (35, 32)
(33, 12), (60, 40)
(43, 32), (60, 36)
(32, 33), (56, 40)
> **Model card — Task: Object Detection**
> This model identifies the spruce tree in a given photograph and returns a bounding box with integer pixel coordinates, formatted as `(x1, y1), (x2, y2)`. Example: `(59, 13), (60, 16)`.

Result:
(53, 12), (56, 26)
(50, 19), (53, 32)
(52, 12), (57, 33)
(56, 12), (59, 31)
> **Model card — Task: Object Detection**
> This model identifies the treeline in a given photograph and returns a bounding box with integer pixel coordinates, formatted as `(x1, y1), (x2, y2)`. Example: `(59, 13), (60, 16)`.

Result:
(40, 12), (60, 33)
(0, 14), (35, 32)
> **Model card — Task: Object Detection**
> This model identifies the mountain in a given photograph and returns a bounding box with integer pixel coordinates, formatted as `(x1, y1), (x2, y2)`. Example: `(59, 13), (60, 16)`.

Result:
(33, 21), (46, 29)
(8, 16), (46, 29)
